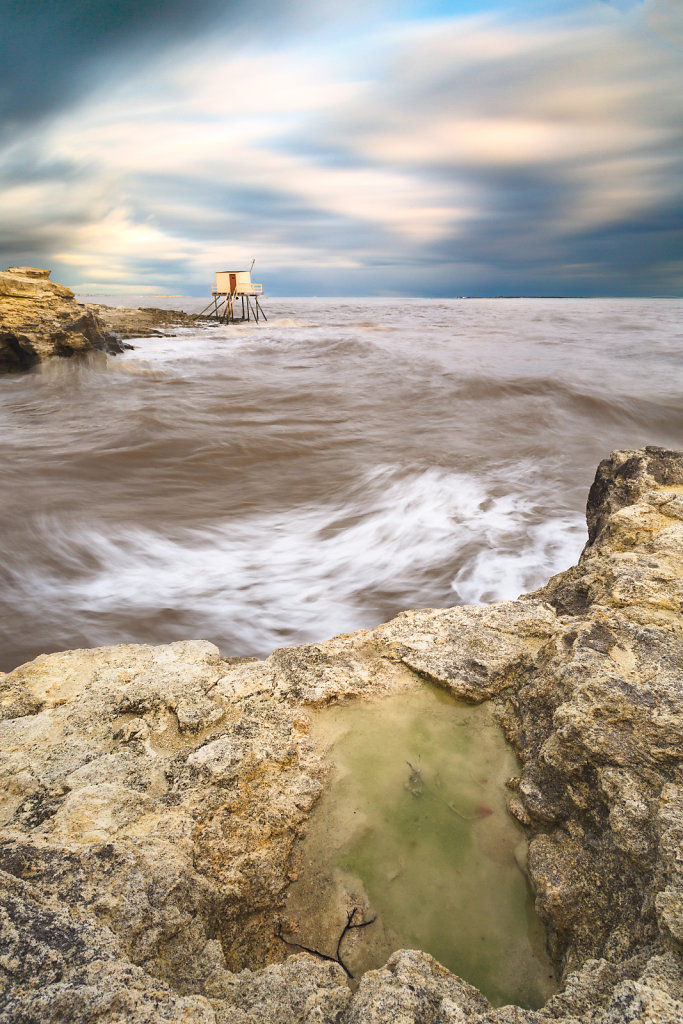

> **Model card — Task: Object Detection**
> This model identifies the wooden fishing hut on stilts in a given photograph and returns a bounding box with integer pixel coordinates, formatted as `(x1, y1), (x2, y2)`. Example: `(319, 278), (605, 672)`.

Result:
(197, 260), (267, 323)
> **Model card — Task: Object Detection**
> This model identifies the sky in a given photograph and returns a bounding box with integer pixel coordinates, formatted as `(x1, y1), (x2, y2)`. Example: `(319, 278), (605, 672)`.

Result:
(1, 0), (681, 296)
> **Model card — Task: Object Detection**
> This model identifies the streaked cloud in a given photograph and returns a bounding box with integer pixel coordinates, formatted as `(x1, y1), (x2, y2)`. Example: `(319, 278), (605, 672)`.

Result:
(1, 1), (681, 295)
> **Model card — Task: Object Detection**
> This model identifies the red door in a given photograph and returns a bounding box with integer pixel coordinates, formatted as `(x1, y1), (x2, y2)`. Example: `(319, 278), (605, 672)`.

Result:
(229, 273), (237, 293)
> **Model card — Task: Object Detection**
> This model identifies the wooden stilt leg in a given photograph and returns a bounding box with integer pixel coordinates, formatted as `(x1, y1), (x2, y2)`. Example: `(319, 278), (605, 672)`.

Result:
(194, 297), (218, 319)
(197, 284), (266, 325)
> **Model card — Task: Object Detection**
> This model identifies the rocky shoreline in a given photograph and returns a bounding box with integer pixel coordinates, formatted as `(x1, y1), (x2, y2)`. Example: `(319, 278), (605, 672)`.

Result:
(0, 446), (681, 1022)
(0, 266), (209, 372)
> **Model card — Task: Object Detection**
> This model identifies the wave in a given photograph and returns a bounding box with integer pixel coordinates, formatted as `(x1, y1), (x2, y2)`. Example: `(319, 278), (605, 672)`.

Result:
(2, 296), (679, 672)
(451, 376), (682, 431)
(0, 465), (585, 668)
(262, 317), (319, 329)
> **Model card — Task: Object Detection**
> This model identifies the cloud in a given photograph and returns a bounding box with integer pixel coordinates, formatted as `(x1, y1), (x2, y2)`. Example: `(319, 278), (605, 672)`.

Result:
(646, 0), (683, 48)
(1, 1), (681, 294)
(0, 0), (371, 132)
(1, 0), (215, 129)
(282, 7), (683, 284)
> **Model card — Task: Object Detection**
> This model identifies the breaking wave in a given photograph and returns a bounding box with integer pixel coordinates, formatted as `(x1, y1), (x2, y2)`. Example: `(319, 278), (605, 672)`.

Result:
(0, 296), (680, 670)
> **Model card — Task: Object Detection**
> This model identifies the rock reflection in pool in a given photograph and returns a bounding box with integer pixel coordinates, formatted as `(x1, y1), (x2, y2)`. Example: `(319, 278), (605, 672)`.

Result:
(281, 684), (557, 1008)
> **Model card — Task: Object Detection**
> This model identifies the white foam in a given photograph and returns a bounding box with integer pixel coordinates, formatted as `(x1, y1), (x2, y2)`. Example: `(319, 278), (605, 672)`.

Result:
(4, 466), (586, 658)
(261, 317), (319, 329)
(450, 514), (586, 605)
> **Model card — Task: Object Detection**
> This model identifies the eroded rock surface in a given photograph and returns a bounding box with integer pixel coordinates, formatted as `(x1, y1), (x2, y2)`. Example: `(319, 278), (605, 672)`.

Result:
(1, 447), (681, 1022)
(0, 266), (211, 372)
(0, 267), (125, 371)
(85, 302), (213, 341)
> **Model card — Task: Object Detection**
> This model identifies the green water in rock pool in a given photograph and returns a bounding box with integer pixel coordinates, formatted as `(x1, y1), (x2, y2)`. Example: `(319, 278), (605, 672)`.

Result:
(283, 685), (557, 1008)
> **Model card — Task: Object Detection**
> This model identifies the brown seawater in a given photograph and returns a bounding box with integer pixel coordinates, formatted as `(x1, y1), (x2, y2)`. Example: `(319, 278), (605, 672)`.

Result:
(283, 685), (557, 1008)
(1, 297), (681, 672)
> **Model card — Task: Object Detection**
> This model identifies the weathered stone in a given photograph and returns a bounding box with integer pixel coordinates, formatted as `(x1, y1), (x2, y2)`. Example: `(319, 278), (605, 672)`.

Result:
(0, 266), (123, 370)
(0, 447), (681, 1022)
(0, 870), (217, 1023)
(393, 601), (558, 704)
(87, 302), (216, 341)
(600, 978), (683, 1024)
(343, 950), (491, 1024)
(209, 955), (351, 1023)
(0, 266), (214, 372)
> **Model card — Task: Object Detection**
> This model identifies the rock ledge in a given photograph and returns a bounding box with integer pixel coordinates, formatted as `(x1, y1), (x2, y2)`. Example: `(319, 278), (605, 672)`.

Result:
(0, 266), (208, 372)
(0, 447), (681, 1023)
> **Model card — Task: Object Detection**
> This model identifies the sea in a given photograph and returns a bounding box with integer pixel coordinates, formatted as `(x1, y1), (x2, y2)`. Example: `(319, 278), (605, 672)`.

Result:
(1, 296), (681, 673)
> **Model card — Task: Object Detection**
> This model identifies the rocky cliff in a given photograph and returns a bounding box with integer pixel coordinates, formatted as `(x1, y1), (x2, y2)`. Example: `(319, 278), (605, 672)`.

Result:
(0, 447), (681, 1023)
(0, 267), (207, 372)
(0, 267), (124, 372)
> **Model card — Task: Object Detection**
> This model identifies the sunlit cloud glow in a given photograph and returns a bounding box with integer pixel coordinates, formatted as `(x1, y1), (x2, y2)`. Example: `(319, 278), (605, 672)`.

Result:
(1, 0), (681, 295)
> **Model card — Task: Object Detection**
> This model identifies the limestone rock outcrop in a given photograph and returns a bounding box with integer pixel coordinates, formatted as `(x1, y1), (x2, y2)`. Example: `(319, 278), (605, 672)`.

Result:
(0, 267), (207, 372)
(85, 302), (211, 340)
(0, 266), (127, 371)
(0, 447), (681, 1022)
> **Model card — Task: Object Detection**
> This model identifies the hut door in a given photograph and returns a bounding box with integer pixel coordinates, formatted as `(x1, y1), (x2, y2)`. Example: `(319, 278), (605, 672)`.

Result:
(229, 273), (237, 293)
